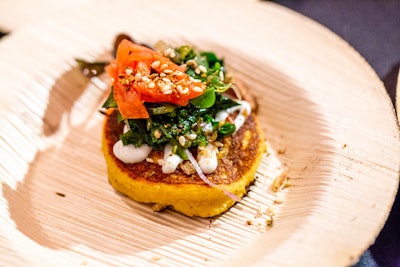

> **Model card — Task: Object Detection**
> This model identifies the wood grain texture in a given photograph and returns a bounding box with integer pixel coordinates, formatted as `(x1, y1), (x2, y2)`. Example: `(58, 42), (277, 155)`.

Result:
(0, 1), (398, 266)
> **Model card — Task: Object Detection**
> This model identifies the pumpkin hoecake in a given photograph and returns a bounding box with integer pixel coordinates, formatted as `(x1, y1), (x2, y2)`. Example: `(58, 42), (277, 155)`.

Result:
(100, 37), (266, 217)
(102, 110), (266, 217)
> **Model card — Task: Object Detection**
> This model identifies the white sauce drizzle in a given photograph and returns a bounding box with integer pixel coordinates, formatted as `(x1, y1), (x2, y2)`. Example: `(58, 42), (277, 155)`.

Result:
(197, 143), (219, 174)
(215, 100), (251, 133)
(162, 144), (183, 174)
(113, 141), (152, 164)
(113, 122), (152, 164)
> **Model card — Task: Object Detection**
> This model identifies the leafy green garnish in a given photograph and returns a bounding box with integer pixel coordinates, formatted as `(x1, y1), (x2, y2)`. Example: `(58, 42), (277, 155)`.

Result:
(102, 87), (117, 108)
(190, 88), (216, 108)
(120, 94), (239, 153)
(104, 41), (242, 159)
(147, 104), (177, 115)
(172, 45), (196, 64)
(120, 120), (147, 146)
(199, 52), (224, 69)
(219, 122), (236, 135)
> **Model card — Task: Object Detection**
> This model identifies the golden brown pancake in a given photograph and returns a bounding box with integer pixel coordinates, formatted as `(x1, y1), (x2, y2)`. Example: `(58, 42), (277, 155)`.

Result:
(102, 110), (266, 217)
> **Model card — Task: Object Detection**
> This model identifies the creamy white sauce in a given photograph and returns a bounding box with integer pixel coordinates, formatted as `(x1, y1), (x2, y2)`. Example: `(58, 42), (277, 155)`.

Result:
(197, 143), (218, 174)
(113, 122), (152, 164)
(215, 100), (251, 132)
(113, 140), (152, 164)
(162, 144), (183, 174)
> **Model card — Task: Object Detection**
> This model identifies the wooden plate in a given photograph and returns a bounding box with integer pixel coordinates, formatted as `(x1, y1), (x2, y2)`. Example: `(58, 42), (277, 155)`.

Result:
(0, 1), (398, 266)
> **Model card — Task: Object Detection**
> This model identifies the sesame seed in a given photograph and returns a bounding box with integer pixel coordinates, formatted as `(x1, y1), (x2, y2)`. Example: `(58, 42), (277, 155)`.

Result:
(163, 90), (172, 94)
(193, 86), (203, 92)
(160, 63), (169, 70)
(176, 85), (184, 93)
(162, 84), (172, 92)
(198, 65), (207, 73)
(178, 136), (186, 146)
(173, 71), (184, 76)
(151, 60), (160, 69)
(186, 59), (197, 68)
(189, 77), (201, 82)
(170, 51), (176, 58)
(182, 87), (189, 94)
(195, 67), (201, 74)
(142, 76), (150, 82)
(162, 77), (171, 83)
(187, 133), (197, 140)
(125, 68), (133, 75)
(135, 72), (142, 81)
(163, 69), (173, 74)
(148, 82), (155, 88)
(164, 47), (172, 57)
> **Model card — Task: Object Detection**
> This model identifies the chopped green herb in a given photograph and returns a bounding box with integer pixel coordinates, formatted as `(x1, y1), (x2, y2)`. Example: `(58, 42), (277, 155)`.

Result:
(190, 88), (216, 108)
(219, 122), (236, 135)
(147, 104), (177, 115)
(120, 93), (238, 153)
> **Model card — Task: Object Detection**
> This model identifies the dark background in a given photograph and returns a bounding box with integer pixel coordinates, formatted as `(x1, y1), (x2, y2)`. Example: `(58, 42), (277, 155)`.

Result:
(272, 1), (400, 266)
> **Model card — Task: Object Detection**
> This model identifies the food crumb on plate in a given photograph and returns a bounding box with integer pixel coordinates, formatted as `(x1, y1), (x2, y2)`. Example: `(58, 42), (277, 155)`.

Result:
(266, 217), (274, 228)
(271, 172), (289, 192)
(55, 192), (66, 197)
(152, 255), (162, 261)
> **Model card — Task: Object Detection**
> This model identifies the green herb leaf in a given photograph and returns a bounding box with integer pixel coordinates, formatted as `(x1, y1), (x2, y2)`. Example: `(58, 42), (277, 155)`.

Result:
(120, 130), (143, 147)
(206, 94), (240, 115)
(199, 52), (223, 68)
(175, 145), (189, 160)
(147, 104), (177, 115)
(102, 87), (117, 108)
(219, 122), (236, 135)
(189, 88), (216, 108)
(172, 45), (196, 64)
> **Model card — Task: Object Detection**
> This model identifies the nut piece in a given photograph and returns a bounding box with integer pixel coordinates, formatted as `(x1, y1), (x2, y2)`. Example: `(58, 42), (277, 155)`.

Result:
(271, 172), (288, 192)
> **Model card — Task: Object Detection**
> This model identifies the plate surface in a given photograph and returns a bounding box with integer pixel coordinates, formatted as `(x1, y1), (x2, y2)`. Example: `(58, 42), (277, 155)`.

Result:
(0, 1), (399, 266)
